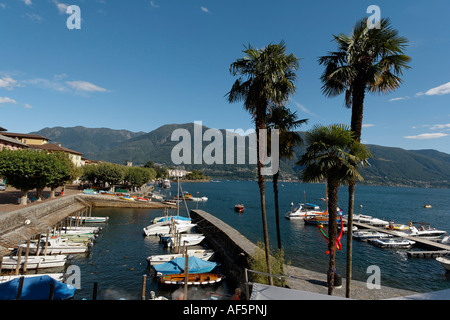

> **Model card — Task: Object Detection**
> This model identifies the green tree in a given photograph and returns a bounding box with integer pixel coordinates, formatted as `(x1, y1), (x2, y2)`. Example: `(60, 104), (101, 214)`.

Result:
(0, 149), (77, 204)
(124, 167), (156, 190)
(298, 124), (371, 295)
(318, 17), (410, 297)
(267, 106), (307, 250)
(227, 41), (299, 284)
(95, 162), (125, 190)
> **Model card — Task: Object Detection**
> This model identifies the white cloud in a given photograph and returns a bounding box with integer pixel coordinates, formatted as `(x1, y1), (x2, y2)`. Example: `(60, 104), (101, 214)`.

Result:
(404, 133), (448, 140)
(150, 1), (159, 8)
(389, 96), (410, 102)
(51, 0), (68, 14)
(24, 103), (33, 109)
(0, 76), (19, 90)
(362, 124), (375, 128)
(25, 12), (43, 22)
(417, 82), (450, 97)
(0, 97), (17, 104)
(427, 123), (450, 131)
(200, 6), (211, 13)
(66, 81), (110, 93)
(22, 0), (32, 6)
(292, 100), (318, 118)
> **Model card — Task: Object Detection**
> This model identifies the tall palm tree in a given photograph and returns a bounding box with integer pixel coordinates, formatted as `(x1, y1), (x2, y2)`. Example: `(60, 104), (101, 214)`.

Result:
(226, 41), (299, 284)
(318, 17), (410, 297)
(298, 124), (371, 295)
(267, 106), (307, 250)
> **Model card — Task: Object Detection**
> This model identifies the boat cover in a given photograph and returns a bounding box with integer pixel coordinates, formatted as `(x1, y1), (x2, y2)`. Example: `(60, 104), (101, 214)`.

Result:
(156, 216), (191, 223)
(153, 256), (217, 275)
(0, 275), (75, 300)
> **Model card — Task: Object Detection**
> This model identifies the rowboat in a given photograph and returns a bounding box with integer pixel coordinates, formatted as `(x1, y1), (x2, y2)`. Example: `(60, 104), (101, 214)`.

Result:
(119, 196), (135, 201)
(159, 273), (224, 286)
(68, 216), (109, 223)
(0, 273), (65, 284)
(146, 249), (215, 266)
(61, 226), (102, 234)
(0, 255), (69, 270)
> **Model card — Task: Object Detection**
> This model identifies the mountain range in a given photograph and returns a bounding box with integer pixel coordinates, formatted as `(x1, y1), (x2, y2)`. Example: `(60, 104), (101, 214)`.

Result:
(30, 124), (450, 188)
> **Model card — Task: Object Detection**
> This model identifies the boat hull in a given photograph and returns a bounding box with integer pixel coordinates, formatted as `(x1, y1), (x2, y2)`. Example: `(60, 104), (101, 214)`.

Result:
(160, 273), (224, 286)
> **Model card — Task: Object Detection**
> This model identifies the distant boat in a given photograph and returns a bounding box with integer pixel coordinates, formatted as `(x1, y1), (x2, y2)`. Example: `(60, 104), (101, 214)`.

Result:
(436, 255), (450, 272)
(162, 179), (171, 189)
(424, 204), (432, 208)
(285, 203), (326, 220)
(234, 204), (244, 213)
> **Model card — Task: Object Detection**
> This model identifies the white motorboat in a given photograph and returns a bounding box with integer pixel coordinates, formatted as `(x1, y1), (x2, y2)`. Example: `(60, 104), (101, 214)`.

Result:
(146, 249), (215, 266)
(143, 220), (196, 236)
(393, 224), (446, 241)
(61, 226), (102, 234)
(369, 218), (389, 227)
(19, 236), (92, 255)
(0, 254), (69, 270)
(353, 230), (393, 241)
(436, 255), (450, 272)
(285, 203), (327, 220)
(441, 235), (450, 245)
(369, 238), (415, 249)
(162, 179), (171, 188)
(165, 234), (205, 248)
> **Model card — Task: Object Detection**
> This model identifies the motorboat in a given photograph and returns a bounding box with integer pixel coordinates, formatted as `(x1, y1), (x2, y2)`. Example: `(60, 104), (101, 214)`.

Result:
(153, 256), (218, 275)
(162, 179), (171, 189)
(353, 230), (393, 241)
(368, 218), (389, 227)
(441, 235), (450, 245)
(0, 254), (69, 270)
(285, 203), (326, 220)
(386, 223), (410, 231)
(393, 223), (446, 241)
(369, 238), (415, 249)
(235, 204), (244, 213)
(165, 234), (205, 248)
(0, 273), (66, 284)
(190, 196), (208, 202)
(61, 226), (102, 234)
(436, 255), (450, 272)
(146, 249), (215, 266)
(152, 215), (191, 224)
(159, 273), (224, 286)
(143, 220), (196, 236)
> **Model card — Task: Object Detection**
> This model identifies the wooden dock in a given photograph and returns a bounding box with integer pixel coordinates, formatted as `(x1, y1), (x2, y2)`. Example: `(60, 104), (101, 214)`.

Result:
(345, 219), (450, 258)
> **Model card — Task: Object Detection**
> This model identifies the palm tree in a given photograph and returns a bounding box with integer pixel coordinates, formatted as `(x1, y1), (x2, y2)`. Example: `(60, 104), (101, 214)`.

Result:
(226, 41), (299, 284)
(318, 17), (410, 297)
(298, 124), (371, 295)
(267, 106), (307, 250)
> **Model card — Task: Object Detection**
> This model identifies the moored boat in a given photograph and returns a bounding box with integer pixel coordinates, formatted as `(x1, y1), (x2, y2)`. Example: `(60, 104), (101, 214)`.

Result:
(153, 256), (218, 275)
(285, 203), (326, 220)
(165, 234), (205, 248)
(369, 238), (415, 249)
(234, 204), (244, 213)
(353, 230), (393, 241)
(159, 273), (224, 286)
(146, 249), (215, 266)
(436, 255), (450, 272)
(0, 254), (69, 270)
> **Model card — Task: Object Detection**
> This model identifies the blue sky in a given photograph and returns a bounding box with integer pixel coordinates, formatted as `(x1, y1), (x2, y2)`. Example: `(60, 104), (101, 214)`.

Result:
(1, 0), (450, 154)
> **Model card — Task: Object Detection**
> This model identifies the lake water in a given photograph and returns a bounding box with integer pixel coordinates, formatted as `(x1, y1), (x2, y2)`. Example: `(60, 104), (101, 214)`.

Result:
(69, 181), (450, 299)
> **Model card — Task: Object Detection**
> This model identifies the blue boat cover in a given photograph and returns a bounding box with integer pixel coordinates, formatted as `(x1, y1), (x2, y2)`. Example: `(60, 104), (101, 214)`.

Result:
(153, 256), (217, 275)
(156, 216), (191, 223)
(0, 275), (75, 300)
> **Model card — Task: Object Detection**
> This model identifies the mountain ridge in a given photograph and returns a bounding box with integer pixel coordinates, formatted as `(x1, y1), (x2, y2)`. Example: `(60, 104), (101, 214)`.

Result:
(30, 124), (450, 188)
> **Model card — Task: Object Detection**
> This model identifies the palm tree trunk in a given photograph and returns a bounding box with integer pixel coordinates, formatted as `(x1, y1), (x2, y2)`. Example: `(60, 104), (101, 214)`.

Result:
(327, 180), (339, 295)
(273, 171), (282, 250)
(256, 115), (273, 286)
(346, 81), (366, 298)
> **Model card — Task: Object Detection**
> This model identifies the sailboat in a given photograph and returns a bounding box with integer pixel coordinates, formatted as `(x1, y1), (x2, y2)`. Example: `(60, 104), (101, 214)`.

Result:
(285, 188), (328, 220)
